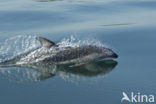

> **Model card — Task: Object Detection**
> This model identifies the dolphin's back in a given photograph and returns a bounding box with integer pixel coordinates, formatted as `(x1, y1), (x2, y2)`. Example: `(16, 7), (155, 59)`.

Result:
(43, 45), (103, 63)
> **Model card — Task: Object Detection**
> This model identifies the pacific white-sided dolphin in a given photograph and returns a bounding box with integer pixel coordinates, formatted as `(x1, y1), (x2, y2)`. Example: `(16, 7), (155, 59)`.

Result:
(0, 36), (118, 66)
(33, 37), (118, 64)
(0, 37), (118, 82)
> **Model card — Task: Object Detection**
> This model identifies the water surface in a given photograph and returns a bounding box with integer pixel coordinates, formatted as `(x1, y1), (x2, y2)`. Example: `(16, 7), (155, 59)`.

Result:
(0, 0), (156, 104)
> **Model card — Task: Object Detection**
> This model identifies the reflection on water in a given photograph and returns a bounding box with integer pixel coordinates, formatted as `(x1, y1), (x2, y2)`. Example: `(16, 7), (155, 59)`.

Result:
(0, 60), (117, 82)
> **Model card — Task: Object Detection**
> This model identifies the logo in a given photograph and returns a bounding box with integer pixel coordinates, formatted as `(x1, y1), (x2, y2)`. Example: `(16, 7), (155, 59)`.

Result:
(121, 92), (154, 103)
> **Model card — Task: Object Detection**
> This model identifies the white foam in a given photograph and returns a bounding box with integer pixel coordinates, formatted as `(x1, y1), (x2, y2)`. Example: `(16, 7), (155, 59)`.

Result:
(0, 35), (39, 62)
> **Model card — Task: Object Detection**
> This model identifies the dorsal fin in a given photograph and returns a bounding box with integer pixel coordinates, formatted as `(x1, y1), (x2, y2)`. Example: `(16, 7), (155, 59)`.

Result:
(36, 37), (56, 48)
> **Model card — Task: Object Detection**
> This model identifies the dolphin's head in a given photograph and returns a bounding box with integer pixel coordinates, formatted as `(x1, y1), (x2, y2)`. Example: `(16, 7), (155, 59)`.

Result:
(101, 47), (118, 59)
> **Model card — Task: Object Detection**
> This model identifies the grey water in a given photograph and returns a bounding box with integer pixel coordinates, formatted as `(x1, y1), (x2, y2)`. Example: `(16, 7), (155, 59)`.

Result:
(0, 0), (156, 104)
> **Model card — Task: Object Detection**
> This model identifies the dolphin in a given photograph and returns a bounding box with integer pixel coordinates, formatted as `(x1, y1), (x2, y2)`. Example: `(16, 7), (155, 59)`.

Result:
(0, 37), (118, 82)
(0, 36), (118, 66)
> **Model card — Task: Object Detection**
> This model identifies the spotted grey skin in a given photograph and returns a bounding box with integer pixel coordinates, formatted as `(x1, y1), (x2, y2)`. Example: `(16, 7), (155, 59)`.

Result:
(41, 45), (118, 63)
(34, 37), (118, 63)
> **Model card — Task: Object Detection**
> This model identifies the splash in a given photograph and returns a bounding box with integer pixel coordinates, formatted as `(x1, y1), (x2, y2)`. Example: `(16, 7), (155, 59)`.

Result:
(58, 35), (105, 48)
(0, 35), (39, 62)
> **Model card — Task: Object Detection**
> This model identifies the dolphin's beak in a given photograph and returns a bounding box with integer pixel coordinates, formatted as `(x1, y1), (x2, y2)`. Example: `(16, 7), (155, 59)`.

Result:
(112, 53), (118, 58)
